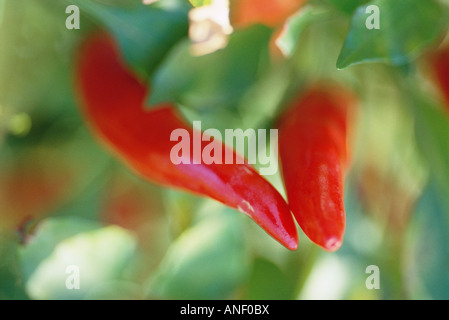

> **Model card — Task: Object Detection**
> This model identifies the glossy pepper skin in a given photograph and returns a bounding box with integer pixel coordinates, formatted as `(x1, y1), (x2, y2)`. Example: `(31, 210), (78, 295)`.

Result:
(431, 44), (449, 111)
(74, 32), (298, 250)
(278, 86), (356, 251)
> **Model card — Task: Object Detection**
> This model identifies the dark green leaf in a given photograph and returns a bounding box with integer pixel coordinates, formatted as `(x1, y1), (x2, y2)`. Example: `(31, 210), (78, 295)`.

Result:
(71, 0), (189, 77)
(0, 237), (29, 300)
(337, 0), (448, 69)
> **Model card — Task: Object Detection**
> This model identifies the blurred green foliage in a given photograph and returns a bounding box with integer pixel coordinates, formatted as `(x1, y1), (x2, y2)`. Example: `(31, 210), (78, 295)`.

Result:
(337, 0), (448, 68)
(0, 0), (448, 300)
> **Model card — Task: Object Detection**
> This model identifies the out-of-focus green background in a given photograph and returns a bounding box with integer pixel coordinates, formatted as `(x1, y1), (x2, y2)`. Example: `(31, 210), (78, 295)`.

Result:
(0, 0), (448, 300)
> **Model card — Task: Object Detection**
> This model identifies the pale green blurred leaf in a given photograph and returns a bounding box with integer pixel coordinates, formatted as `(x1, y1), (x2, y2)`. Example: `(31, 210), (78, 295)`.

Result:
(19, 218), (137, 300)
(148, 203), (249, 299)
(20, 218), (101, 283)
(0, 237), (29, 300)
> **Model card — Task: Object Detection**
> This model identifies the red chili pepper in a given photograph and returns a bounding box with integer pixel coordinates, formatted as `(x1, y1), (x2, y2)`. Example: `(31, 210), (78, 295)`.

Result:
(74, 32), (298, 250)
(278, 85), (356, 251)
(431, 44), (449, 112)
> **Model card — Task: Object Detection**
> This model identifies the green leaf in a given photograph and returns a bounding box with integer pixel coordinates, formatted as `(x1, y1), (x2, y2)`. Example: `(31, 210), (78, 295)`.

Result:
(148, 203), (250, 299)
(70, 0), (189, 78)
(337, 0), (448, 69)
(0, 237), (29, 300)
(245, 258), (294, 300)
(19, 217), (137, 300)
(236, 63), (293, 129)
(147, 25), (272, 111)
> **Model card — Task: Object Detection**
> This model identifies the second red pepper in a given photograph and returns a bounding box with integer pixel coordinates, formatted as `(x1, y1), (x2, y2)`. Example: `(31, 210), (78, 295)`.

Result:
(278, 85), (356, 251)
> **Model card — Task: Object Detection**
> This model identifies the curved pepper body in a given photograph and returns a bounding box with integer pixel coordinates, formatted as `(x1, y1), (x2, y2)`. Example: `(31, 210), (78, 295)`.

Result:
(74, 32), (298, 250)
(278, 86), (356, 251)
